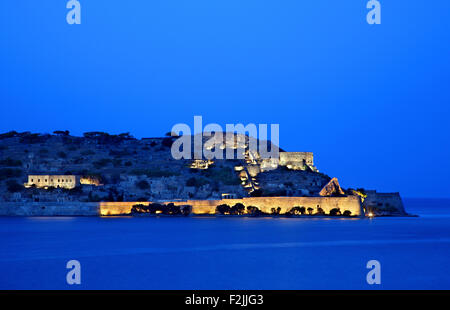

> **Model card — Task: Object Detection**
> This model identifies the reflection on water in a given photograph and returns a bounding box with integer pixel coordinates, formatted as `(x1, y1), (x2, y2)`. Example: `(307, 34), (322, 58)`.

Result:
(0, 198), (449, 289)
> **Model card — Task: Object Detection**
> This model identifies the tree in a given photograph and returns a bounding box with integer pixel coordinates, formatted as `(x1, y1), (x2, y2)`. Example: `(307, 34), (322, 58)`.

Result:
(343, 210), (352, 217)
(216, 204), (231, 215)
(181, 205), (192, 216)
(131, 204), (149, 214)
(307, 207), (314, 215)
(329, 208), (342, 216)
(247, 206), (263, 216)
(230, 203), (245, 215)
(166, 203), (181, 215)
(288, 206), (306, 215)
(317, 207), (325, 215)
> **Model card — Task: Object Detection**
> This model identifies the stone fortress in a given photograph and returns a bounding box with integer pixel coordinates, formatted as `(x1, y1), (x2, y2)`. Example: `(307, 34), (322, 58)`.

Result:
(24, 175), (80, 189)
(0, 131), (406, 217)
(24, 175), (102, 189)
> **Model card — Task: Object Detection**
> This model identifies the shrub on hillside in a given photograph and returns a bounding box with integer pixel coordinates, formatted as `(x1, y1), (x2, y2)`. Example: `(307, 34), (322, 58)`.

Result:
(0, 131), (18, 139)
(53, 130), (70, 136)
(135, 180), (150, 190)
(0, 158), (22, 167)
(186, 177), (208, 187)
(93, 158), (112, 169)
(57, 151), (67, 159)
(19, 133), (49, 144)
(130, 168), (179, 178)
(0, 168), (22, 180)
(6, 180), (22, 193)
(81, 150), (95, 156)
(198, 166), (240, 186)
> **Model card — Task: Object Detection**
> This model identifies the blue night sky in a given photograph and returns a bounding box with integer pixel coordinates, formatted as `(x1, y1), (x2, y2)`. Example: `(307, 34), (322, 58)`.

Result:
(0, 1), (449, 198)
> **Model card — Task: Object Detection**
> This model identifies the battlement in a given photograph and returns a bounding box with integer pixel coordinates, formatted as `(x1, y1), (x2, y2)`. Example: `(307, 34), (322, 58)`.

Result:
(272, 152), (318, 172)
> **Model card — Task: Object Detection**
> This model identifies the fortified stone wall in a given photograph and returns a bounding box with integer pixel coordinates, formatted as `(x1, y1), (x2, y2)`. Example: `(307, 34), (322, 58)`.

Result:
(0, 197), (363, 216)
(279, 152), (314, 165)
(278, 152), (317, 171)
(363, 191), (406, 215)
(99, 196), (363, 216)
(0, 202), (99, 216)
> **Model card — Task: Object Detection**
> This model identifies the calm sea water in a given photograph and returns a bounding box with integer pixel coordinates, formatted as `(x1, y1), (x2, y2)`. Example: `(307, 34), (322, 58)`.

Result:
(0, 198), (449, 289)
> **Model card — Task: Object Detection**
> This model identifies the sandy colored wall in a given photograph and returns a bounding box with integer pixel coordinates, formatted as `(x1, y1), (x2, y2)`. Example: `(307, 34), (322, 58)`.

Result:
(99, 196), (364, 216)
(279, 152), (314, 166)
(0, 196), (363, 216)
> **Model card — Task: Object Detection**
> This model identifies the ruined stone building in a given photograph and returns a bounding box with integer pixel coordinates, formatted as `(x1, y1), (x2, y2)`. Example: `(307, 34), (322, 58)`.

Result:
(24, 175), (80, 189)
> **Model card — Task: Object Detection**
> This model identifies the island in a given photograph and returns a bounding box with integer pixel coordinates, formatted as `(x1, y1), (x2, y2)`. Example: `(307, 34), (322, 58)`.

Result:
(0, 131), (407, 217)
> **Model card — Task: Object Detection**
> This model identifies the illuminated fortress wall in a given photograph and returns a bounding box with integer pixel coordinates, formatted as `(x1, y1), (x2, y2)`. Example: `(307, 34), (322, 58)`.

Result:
(278, 152), (317, 171)
(0, 196), (363, 216)
(99, 196), (363, 216)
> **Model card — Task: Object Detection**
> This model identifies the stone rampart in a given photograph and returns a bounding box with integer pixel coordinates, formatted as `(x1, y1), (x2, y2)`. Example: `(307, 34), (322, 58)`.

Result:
(0, 196), (363, 217)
